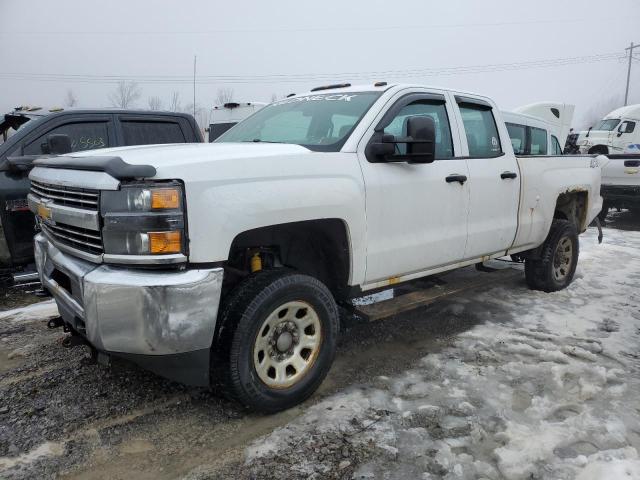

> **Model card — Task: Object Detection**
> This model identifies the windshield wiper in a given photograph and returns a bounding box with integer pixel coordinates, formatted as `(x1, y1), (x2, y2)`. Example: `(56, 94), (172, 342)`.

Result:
(245, 139), (282, 143)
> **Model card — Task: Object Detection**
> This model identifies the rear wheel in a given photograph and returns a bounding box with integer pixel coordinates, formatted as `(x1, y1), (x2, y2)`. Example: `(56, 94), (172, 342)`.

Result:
(524, 219), (579, 292)
(214, 269), (339, 413)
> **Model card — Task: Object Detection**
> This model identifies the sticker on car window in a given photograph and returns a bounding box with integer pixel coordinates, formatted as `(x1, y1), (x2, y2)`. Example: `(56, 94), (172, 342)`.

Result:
(273, 94), (358, 106)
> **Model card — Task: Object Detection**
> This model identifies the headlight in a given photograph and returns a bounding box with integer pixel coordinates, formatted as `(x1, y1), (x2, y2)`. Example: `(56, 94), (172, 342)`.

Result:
(100, 182), (186, 258)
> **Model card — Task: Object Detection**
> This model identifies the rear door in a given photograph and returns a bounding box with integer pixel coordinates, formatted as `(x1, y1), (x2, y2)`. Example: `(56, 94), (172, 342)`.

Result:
(453, 95), (520, 259)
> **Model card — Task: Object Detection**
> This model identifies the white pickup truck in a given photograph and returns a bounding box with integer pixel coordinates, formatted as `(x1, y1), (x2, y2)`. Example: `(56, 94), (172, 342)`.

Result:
(28, 83), (602, 412)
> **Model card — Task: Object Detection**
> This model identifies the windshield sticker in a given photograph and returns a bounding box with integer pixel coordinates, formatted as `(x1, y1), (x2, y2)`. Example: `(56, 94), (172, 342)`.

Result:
(272, 94), (358, 106)
(491, 136), (499, 151)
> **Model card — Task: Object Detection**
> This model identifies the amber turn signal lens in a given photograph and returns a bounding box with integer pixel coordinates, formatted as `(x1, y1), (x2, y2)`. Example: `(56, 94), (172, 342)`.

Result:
(151, 188), (180, 209)
(148, 231), (181, 254)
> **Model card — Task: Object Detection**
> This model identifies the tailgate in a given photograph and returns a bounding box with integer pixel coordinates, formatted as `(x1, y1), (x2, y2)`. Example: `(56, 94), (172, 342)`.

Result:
(602, 154), (640, 186)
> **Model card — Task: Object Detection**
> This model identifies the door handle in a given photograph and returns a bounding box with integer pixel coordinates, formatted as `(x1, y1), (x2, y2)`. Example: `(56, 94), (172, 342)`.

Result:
(445, 174), (467, 185)
(500, 171), (518, 179)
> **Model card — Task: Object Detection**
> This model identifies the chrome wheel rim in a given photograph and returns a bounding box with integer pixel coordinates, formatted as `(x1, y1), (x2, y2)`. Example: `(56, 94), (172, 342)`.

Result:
(552, 236), (573, 281)
(253, 301), (322, 389)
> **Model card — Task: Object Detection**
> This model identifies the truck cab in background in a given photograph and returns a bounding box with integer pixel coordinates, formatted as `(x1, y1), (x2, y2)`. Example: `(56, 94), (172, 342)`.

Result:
(207, 101), (267, 141)
(502, 102), (575, 156)
(0, 109), (202, 279)
(576, 104), (640, 155)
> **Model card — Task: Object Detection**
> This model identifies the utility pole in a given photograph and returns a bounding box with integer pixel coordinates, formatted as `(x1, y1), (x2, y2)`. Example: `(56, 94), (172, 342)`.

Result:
(193, 55), (197, 118)
(624, 42), (639, 106)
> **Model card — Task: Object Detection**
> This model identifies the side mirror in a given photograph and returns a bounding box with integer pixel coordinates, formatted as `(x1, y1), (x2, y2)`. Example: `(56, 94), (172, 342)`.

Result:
(368, 134), (396, 157)
(42, 134), (72, 155)
(367, 116), (436, 163)
(404, 116), (435, 163)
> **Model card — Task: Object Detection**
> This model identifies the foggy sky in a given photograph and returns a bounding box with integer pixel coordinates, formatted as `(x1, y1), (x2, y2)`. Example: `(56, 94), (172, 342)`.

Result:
(1, 0), (639, 129)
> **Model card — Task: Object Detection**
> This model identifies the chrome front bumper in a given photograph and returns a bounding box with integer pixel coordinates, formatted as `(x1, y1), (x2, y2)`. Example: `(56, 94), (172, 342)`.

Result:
(34, 233), (223, 385)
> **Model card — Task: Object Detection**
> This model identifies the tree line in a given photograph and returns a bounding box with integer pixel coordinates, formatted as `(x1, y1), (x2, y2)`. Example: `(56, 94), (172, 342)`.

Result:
(61, 81), (272, 129)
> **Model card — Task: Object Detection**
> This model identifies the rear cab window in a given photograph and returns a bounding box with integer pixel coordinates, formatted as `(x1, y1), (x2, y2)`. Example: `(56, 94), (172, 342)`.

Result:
(551, 135), (563, 155)
(506, 123), (526, 155)
(456, 97), (502, 157)
(120, 120), (187, 146)
(529, 127), (547, 155)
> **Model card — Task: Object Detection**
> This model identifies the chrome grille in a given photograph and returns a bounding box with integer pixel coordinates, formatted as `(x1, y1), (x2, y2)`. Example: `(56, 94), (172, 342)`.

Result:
(30, 180), (99, 210)
(30, 180), (103, 256)
(40, 222), (103, 254)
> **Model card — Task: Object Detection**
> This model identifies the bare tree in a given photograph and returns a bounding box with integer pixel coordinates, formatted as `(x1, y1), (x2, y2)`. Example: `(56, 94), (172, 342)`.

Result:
(147, 96), (163, 111)
(168, 91), (181, 112)
(581, 96), (623, 129)
(64, 90), (77, 108)
(270, 93), (278, 103)
(216, 88), (234, 105)
(108, 80), (142, 109)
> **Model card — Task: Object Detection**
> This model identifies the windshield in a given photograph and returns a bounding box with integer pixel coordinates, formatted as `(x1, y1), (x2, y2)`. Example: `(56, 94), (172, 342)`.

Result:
(595, 119), (620, 131)
(216, 92), (381, 152)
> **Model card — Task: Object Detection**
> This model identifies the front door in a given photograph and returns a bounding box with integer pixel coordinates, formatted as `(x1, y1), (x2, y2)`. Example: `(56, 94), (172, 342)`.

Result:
(357, 90), (470, 285)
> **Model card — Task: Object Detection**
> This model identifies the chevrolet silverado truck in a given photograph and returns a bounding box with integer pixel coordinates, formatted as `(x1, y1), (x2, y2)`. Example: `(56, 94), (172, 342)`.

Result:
(28, 83), (602, 412)
(0, 109), (202, 281)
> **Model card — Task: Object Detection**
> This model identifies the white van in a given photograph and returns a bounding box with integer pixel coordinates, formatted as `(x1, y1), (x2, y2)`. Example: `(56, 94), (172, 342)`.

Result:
(502, 103), (575, 156)
(576, 104), (640, 155)
(208, 102), (267, 141)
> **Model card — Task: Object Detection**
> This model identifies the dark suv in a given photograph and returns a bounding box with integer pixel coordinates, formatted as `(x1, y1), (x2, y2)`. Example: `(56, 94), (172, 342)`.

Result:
(0, 109), (202, 275)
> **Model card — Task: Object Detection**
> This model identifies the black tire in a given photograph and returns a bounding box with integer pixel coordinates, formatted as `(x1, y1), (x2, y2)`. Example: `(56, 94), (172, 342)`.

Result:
(524, 219), (579, 292)
(213, 269), (339, 413)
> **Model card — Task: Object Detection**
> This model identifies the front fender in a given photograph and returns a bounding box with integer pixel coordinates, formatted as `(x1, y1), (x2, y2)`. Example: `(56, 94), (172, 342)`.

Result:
(181, 153), (367, 286)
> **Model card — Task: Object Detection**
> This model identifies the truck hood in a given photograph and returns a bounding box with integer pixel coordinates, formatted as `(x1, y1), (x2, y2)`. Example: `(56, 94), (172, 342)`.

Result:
(69, 143), (314, 174)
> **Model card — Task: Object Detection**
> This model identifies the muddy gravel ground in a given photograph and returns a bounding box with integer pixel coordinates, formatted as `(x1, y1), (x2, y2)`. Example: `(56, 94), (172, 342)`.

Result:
(0, 210), (639, 480)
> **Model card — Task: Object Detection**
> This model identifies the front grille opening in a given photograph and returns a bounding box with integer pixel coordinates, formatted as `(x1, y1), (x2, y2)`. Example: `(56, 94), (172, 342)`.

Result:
(30, 180), (99, 211)
(51, 268), (72, 295)
(41, 223), (103, 255)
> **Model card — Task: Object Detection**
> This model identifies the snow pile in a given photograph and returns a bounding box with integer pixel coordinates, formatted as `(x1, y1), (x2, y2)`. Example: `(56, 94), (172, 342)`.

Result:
(0, 300), (58, 324)
(245, 228), (640, 479)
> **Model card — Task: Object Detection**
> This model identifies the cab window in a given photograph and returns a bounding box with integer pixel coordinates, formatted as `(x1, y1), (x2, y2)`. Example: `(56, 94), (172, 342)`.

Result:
(551, 135), (563, 155)
(459, 105), (502, 157)
(23, 121), (109, 155)
(620, 121), (636, 134)
(529, 127), (548, 155)
(121, 120), (186, 146)
(384, 100), (454, 158)
(506, 123), (526, 155)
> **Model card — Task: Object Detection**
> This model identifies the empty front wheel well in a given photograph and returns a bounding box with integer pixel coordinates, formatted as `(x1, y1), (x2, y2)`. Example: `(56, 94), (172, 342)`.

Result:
(225, 219), (351, 300)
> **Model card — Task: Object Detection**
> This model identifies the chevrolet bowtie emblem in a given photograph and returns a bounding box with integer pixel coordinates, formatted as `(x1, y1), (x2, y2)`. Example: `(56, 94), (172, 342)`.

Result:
(37, 200), (52, 221)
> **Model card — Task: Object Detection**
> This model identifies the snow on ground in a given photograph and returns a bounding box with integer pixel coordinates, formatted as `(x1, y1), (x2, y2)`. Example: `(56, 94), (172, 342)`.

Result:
(245, 227), (640, 480)
(0, 300), (58, 324)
